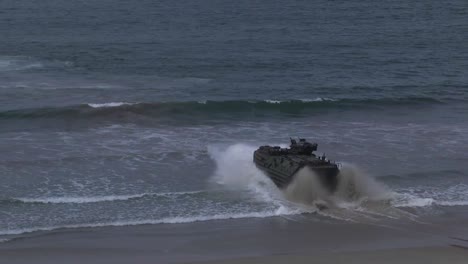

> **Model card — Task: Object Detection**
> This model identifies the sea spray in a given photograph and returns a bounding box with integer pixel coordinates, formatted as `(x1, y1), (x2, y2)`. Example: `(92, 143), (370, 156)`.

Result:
(334, 164), (392, 203)
(284, 167), (331, 206)
(209, 144), (393, 209)
(210, 144), (389, 214)
(209, 144), (262, 188)
(208, 144), (304, 215)
(207, 143), (425, 225)
(208, 142), (463, 211)
(281, 164), (415, 221)
(283, 164), (392, 209)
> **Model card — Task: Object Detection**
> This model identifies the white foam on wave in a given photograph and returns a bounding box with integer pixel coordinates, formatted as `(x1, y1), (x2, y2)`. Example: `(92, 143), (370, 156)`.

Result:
(0, 209), (296, 236)
(264, 100), (282, 104)
(392, 196), (468, 208)
(15, 191), (202, 204)
(299, 97), (336, 102)
(392, 195), (434, 207)
(0, 56), (44, 72)
(437, 200), (468, 206)
(263, 98), (337, 104)
(391, 183), (468, 208)
(87, 102), (137, 108)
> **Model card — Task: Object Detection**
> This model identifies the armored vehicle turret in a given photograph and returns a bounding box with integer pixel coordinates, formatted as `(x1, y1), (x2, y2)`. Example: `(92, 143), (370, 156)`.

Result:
(253, 139), (339, 192)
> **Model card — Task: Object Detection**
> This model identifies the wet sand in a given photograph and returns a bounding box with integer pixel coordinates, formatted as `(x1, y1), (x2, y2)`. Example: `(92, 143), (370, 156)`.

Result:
(192, 247), (468, 264)
(2, 213), (468, 264)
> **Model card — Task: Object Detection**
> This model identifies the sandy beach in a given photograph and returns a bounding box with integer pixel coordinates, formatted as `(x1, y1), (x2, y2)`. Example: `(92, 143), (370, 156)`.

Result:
(193, 247), (468, 264)
(2, 212), (468, 264)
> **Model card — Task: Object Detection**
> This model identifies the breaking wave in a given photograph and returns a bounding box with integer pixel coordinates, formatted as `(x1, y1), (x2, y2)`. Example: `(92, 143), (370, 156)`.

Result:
(0, 56), (43, 72)
(390, 197), (468, 208)
(87, 102), (137, 108)
(391, 190), (468, 208)
(0, 56), (70, 72)
(7, 191), (204, 205)
(0, 97), (442, 120)
(3, 144), (466, 237)
(0, 209), (295, 236)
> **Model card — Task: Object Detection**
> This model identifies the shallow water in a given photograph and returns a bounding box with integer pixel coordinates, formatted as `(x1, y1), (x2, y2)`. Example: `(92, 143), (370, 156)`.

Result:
(1, 0), (468, 239)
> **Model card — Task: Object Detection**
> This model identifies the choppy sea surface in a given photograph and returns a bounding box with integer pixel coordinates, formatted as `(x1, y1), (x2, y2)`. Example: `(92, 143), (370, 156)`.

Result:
(1, 0), (468, 240)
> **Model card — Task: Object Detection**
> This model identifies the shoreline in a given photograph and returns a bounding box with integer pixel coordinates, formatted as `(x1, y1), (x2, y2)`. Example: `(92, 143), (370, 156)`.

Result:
(2, 213), (468, 264)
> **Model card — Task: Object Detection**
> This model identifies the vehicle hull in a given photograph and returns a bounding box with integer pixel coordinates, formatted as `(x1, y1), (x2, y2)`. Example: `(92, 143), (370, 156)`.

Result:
(253, 145), (339, 192)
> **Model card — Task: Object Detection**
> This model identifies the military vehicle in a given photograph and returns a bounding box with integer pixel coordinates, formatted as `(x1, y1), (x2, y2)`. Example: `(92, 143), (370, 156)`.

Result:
(253, 139), (339, 192)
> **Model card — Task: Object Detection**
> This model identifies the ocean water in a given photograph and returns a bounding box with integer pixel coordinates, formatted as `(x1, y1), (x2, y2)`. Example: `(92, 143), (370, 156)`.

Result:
(1, 0), (468, 239)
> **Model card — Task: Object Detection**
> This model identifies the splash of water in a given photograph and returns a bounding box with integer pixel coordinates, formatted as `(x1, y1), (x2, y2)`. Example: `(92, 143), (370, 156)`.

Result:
(334, 164), (392, 202)
(284, 167), (330, 205)
(284, 165), (392, 209)
(208, 144), (282, 201)
(209, 144), (267, 188)
(208, 143), (465, 224)
(208, 144), (392, 206)
(209, 143), (403, 221)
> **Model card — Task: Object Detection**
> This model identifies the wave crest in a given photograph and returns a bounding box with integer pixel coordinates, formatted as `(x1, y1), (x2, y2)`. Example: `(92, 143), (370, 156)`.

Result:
(87, 102), (137, 108)
(10, 191), (203, 204)
(0, 56), (43, 72)
(0, 56), (70, 72)
(0, 97), (442, 120)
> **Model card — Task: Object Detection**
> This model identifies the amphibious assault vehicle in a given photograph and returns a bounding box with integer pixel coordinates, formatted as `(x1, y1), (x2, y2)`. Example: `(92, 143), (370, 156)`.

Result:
(253, 139), (339, 192)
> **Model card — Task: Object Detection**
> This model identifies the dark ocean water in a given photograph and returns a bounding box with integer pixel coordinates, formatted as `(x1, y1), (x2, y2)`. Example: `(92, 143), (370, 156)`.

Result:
(1, 0), (468, 239)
